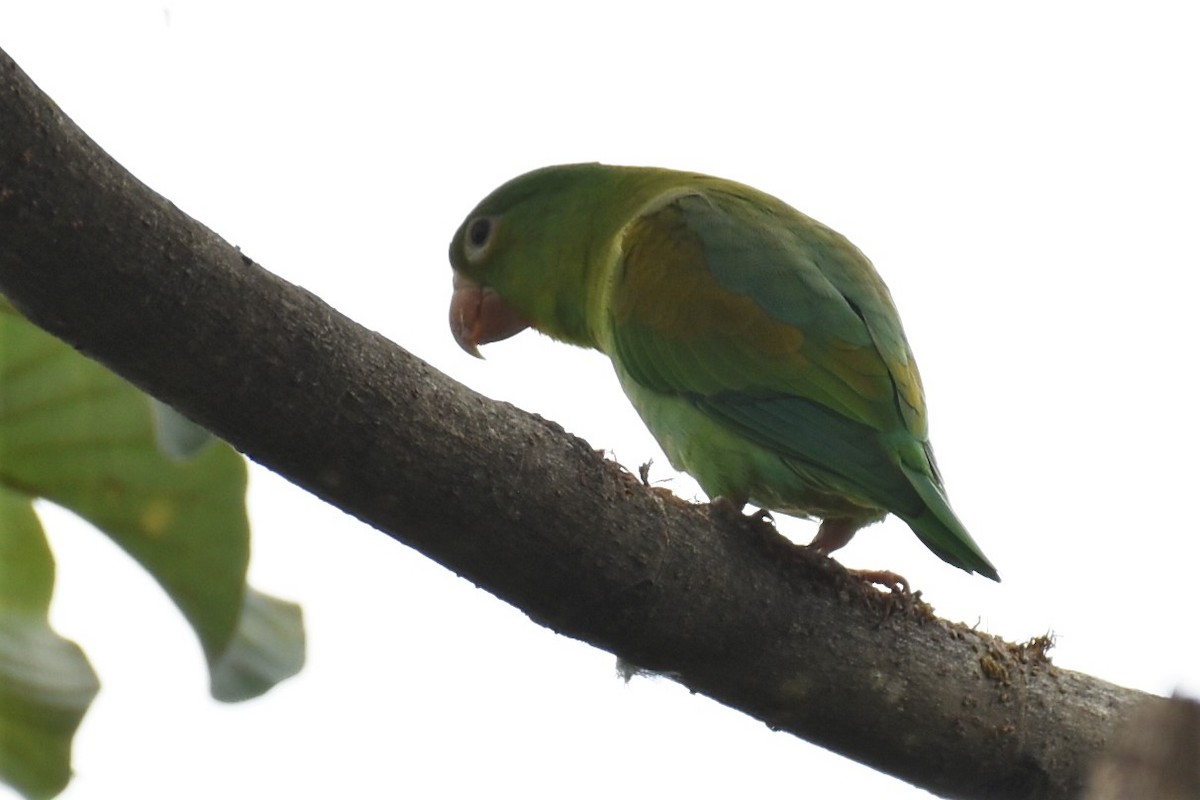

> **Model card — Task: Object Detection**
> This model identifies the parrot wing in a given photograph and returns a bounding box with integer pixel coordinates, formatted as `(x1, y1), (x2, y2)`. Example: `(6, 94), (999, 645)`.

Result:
(604, 187), (930, 515)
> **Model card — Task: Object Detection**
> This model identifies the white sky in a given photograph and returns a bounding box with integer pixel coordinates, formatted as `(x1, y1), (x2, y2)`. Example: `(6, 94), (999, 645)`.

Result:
(2, 3), (1198, 798)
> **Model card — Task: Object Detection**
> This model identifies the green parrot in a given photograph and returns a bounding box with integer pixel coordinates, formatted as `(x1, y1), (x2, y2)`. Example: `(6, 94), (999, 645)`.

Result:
(448, 163), (998, 581)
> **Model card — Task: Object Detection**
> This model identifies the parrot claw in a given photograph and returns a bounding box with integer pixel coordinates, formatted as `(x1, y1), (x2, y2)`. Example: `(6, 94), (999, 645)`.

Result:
(707, 496), (744, 518)
(751, 508), (775, 525)
(708, 496), (773, 525)
(847, 568), (911, 596)
(810, 517), (910, 594)
(808, 517), (860, 555)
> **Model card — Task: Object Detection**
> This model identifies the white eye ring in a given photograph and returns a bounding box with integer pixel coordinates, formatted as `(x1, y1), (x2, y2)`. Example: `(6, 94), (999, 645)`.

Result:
(463, 215), (499, 264)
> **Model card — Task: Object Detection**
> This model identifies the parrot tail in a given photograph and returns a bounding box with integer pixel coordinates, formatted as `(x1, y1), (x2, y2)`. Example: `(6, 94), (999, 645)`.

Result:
(897, 461), (1000, 581)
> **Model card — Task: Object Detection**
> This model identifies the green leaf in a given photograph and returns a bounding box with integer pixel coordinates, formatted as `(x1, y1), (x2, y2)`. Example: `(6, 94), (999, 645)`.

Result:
(0, 487), (99, 800)
(150, 399), (216, 461)
(211, 588), (306, 702)
(0, 299), (305, 797)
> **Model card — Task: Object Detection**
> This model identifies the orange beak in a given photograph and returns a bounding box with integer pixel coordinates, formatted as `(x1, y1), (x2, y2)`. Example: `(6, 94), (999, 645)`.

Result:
(449, 272), (530, 358)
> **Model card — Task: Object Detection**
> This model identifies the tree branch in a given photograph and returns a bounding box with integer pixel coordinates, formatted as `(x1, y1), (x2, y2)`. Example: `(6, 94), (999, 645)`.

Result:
(0, 48), (1150, 800)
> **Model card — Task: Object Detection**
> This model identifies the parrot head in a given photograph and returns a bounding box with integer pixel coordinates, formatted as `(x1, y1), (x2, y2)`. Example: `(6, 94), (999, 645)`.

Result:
(449, 163), (664, 356)
(448, 166), (571, 358)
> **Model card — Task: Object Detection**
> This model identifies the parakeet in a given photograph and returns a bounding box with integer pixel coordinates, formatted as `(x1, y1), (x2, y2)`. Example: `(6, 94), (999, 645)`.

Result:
(448, 163), (998, 581)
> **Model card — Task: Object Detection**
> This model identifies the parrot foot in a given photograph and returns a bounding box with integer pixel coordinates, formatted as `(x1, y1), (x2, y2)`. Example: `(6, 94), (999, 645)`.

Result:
(749, 508), (775, 525)
(809, 517), (909, 594)
(808, 517), (859, 555)
(847, 568), (911, 596)
(707, 496), (745, 517)
(708, 497), (775, 527)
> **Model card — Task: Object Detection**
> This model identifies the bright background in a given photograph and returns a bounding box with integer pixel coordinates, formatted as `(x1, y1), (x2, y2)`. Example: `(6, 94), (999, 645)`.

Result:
(2, 3), (1197, 797)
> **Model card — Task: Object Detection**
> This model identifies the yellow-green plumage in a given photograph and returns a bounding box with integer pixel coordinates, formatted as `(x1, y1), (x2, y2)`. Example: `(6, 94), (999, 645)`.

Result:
(449, 163), (998, 580)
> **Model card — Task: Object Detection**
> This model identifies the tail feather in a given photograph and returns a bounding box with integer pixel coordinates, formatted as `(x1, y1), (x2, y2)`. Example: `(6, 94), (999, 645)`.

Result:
(898, 461), (999, 581)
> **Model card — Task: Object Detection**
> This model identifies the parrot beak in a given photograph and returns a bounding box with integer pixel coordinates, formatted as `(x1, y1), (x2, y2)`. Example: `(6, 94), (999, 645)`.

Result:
(449, 272), (530, 358)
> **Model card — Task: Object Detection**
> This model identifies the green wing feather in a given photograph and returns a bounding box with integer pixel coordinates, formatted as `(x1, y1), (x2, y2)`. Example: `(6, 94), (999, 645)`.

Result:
(602, 184), (998, 579)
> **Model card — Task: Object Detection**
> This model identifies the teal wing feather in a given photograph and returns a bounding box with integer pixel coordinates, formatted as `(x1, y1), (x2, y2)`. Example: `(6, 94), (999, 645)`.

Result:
(603, 184), (998, 579)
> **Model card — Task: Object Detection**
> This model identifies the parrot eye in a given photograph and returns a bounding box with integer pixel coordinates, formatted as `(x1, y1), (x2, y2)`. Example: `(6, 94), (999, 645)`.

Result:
(463, 215), (498, 264)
